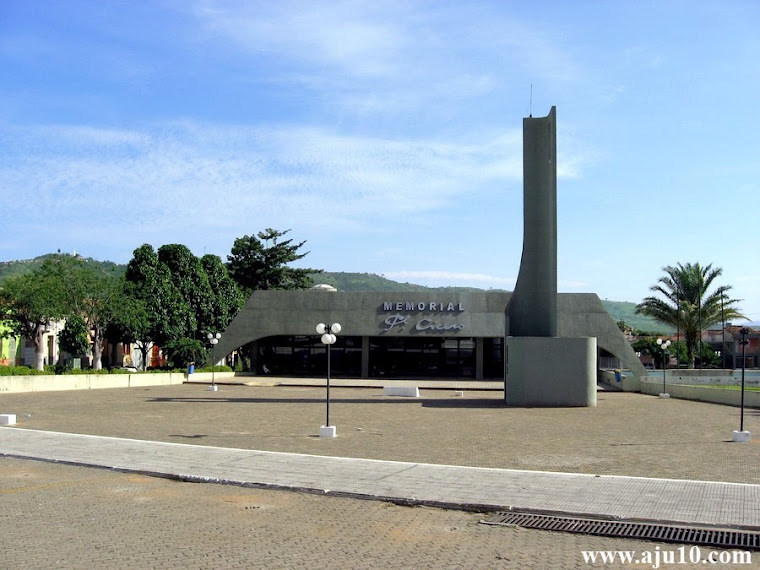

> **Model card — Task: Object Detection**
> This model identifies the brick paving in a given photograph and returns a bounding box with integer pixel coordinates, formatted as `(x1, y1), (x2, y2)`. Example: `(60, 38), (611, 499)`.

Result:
(2, 457), (746, 569)
(2, 383), (760, 569)
(3, 384), (759, 483)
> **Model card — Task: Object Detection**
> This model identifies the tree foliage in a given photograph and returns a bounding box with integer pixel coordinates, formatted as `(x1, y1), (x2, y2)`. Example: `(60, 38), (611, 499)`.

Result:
(59, 313), (90, 358)
(124, 244), (244, 364)
(0, 254), (125, 370)
(227, 229), (321, 295)
(163, 337), (206, 369)
(2, 229), (314, 370)
(201, 254), (244, 334)
(105, 293), (153, 370)
(0, 265), (68, 370)
(42, 255), (124, 370)
(156, 244), (209, 340)
(636, 262), (745, 368)
(125, 244), (190, 347)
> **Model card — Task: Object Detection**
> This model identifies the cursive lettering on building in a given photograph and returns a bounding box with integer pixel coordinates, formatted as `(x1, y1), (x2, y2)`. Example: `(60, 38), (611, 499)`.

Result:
(382, 314), (410, 332)
(415, 319), (465, 332)
(382, 301), (464, 312)
(381, 313), (464, 333)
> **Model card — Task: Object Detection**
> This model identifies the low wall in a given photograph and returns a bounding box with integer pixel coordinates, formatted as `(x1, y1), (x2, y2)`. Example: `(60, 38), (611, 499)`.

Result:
(668, 368), (733, 378)
(665, 369), (760, 387)
(598, 369), (640, 392)
(184, 371), (236, 384)
(640, 378), (760, 408)
(0, 373), (186, 393)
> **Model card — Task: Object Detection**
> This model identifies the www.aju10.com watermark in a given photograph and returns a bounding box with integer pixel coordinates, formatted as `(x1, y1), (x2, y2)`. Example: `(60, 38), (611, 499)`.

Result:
(581, 545), (752, 568)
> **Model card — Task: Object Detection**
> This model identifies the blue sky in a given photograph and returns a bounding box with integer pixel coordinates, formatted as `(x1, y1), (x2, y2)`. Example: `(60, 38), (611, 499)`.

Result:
(2, 1), (759, 320)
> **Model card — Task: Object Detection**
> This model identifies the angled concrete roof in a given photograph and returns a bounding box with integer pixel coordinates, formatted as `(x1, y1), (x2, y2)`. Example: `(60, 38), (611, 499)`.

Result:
(211, 290), (645, 382)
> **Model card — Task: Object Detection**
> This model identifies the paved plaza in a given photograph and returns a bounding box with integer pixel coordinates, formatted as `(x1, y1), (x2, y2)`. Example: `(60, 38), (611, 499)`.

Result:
(2, 382), (760, 568)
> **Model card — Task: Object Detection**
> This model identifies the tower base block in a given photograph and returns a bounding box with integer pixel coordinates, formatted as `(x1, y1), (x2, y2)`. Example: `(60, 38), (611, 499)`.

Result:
(507, 337), (597, 407)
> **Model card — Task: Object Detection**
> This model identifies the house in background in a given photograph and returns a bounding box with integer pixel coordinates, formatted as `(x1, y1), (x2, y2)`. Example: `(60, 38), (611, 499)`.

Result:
(0, 330), (16, 366)
(704, 326), (760, 369)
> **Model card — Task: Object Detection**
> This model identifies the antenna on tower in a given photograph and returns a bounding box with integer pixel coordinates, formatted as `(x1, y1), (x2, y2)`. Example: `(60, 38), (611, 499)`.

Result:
(529, 84), (533, 117)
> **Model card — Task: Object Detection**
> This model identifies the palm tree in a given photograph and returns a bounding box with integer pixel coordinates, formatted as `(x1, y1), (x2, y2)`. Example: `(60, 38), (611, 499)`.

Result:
(636, 262), (745, 368)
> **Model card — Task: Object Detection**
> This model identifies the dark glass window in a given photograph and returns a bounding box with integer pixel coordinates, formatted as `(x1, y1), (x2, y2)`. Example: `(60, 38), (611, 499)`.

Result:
(483, 337), (504, 378)
(369, 337), (478, 378)
(256, 335), (361, 377)
(251, 335), (504, 379)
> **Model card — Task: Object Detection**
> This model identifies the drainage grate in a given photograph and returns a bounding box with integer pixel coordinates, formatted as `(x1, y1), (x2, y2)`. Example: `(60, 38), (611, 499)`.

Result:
(480, 512), (760, 550)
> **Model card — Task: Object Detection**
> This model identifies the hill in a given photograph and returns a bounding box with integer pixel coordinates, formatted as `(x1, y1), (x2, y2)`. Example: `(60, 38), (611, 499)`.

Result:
(600, 300), (670, 334)
(313, 271), (484, 293)
(0, 253), (123, 282)
(0, 254), (665, 333)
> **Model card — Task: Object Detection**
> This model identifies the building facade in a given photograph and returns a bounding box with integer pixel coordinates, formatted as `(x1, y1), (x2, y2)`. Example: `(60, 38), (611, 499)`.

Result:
(215, 288), (645, 384)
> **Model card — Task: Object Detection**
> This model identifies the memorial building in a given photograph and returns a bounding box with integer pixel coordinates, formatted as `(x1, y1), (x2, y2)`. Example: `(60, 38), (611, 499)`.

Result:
(214, 287), (644, 384)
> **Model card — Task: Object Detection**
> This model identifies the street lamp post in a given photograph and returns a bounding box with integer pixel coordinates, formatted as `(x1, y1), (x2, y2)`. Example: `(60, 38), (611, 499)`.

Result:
(732, 328), (751, 442)
(207, 332), (221, 391)
(657, 338), (671, 399)
(676, 296), (681, 370)
(317, 322), (341, 437)
(698, 275), (704, 370)
(721, 294), (726, 370)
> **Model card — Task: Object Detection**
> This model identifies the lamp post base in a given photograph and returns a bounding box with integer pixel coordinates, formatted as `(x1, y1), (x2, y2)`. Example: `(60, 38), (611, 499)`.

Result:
(732, 430), (751, 443)
(659, 393), (670, 399)
(207, 385), (218, 392)
(320, 425), (337, 438)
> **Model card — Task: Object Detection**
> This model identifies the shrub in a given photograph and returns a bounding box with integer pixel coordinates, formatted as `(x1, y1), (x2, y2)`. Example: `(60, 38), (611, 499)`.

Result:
(0, 365), (49, 376)
(195, 365), (233, 373)
(163, 338), (206, 370)
(59, 314), (90, 358)
(144, 366), (183, 373)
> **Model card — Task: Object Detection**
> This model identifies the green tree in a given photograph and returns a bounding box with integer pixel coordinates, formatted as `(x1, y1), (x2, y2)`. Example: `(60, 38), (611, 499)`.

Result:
(0, 267), (67, 370)
(227, 229), (321, 295)
(632, 337), (684, 369)
(636, 262), (745, 368)
(200, 254), (243, 333)
(59, 313), (90, 358)
(163, 337), (205, 369)
(125, 244), (189, 347)
(698, 344), (720, 368)
(157, 244), (212, 340)
(43, 255), (123, 370)
(105, 293), (153, 370)
(124, 245), (243, 366)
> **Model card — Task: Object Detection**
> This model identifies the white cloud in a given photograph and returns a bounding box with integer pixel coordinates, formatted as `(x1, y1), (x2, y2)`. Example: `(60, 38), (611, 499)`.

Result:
(2, 116), (597, 243)
(193, 0), (410, 78)
(188, 0), (587, 119)
(0, 120), (529, 244)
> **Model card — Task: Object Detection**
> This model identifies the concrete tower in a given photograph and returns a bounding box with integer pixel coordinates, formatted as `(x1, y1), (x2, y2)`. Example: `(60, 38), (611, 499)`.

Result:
(506, 106), (558, 338)
(505, 107), (597, 407)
